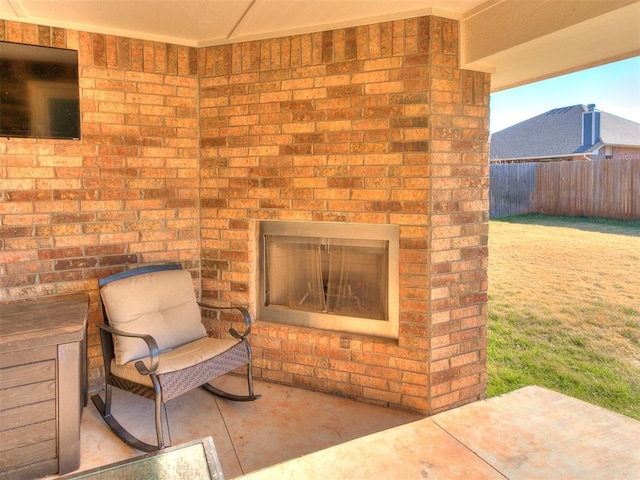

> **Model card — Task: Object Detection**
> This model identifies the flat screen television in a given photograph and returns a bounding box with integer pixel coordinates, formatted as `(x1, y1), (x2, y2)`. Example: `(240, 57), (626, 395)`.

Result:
(0, 41), (80, 140)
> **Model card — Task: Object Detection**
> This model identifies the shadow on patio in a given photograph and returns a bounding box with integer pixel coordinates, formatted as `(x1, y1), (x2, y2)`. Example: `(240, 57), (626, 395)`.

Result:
(57, 377), (639, 479)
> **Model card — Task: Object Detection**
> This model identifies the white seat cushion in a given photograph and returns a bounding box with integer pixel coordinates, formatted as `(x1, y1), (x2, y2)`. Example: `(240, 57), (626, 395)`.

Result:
(100, 269), (207, 364)
(111, 336), (241, 387)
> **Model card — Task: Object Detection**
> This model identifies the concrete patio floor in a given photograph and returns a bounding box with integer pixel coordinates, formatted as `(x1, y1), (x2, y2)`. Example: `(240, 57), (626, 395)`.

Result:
(57, 377), (639, 479)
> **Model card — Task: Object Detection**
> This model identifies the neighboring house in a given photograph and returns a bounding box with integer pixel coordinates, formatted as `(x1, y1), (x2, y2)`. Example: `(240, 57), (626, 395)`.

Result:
(490, 104), (640, 163)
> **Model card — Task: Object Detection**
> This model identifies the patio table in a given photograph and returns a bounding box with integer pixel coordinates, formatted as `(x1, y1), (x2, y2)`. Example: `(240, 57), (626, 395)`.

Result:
(58, 437), (224, 479)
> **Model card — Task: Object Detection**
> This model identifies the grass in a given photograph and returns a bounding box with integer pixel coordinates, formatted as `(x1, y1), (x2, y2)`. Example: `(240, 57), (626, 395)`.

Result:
(487, 214), (640, 420)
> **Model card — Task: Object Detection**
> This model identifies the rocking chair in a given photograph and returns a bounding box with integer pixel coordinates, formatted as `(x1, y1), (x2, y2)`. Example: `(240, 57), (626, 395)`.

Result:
(91, 264), (260, 452)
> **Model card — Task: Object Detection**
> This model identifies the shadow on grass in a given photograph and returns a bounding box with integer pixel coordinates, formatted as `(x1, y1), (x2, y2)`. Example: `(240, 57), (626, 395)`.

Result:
(493, 213), (640, 237)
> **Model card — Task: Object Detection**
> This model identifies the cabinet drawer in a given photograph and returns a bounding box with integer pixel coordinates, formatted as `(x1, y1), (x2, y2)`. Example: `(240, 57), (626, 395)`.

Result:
(0, 360), (56, 390)
(0, 419), (56, 454)
(0, 399), (56, 431)
(0, 380), (56, 412)
(0, 439), (56, 473)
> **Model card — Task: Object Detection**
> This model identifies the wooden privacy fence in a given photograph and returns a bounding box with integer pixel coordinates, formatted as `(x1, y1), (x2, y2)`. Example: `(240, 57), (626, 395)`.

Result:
(490, 163), (536, 218)
(490, 158), (640, 220)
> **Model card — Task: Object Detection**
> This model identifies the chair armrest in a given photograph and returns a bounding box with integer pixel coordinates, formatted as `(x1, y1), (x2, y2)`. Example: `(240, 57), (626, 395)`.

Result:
(198, 303), (253, 339)
(97, 324), (160, 375)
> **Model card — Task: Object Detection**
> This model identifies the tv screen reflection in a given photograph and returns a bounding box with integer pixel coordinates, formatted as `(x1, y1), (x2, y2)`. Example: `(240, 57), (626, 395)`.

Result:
(0, 41), (80, 140)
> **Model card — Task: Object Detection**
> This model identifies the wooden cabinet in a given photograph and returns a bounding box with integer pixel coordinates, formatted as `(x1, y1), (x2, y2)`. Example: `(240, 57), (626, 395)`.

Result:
(0, 294), (88, 479)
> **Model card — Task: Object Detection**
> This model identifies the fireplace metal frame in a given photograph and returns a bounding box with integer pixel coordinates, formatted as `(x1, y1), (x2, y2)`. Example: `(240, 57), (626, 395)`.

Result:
(257, 220), (399, 339)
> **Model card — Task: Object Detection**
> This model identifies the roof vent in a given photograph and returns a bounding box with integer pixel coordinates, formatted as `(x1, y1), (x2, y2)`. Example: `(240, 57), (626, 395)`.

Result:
(587, 104), (596, 111)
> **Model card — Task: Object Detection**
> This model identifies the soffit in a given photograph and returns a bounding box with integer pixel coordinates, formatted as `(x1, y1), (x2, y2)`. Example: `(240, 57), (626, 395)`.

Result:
(462, 0), (640, 91)
(0, 0), (484, 47)
(1, 0), (638, 92)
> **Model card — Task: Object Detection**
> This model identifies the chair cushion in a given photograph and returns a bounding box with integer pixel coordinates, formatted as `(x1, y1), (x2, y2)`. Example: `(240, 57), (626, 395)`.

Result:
(110, 337), (241, 388)
(101, 269), (207, 364)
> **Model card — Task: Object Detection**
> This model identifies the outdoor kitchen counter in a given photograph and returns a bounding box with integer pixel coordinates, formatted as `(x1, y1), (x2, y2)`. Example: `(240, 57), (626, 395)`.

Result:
(0, 293), (88, 480)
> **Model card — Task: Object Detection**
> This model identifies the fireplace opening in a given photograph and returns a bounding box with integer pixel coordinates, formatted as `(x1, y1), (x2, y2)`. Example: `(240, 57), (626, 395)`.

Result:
(258, 221), (399, 339)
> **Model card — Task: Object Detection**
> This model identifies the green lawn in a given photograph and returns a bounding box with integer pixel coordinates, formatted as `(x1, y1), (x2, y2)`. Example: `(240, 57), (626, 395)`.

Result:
(487, 215), (640, 420)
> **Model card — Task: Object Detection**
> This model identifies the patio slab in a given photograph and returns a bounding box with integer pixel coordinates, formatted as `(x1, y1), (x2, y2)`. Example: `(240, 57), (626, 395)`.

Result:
(239, 412), (505, 480)
(431, 385), (640, 480)
(64, 375), (422, 478)
(241, 385), (640, 480)
(51, 380), (639, 479)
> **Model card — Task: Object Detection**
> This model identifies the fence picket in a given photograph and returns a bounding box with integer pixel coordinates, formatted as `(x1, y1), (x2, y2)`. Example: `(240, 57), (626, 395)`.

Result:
(489, 158), (639, 220)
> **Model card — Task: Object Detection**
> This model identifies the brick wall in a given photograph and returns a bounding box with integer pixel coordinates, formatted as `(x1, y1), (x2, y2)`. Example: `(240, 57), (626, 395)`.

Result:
(0, 16), (489, 414)
(609, 146), (640, 161)
(198, 16), (489, 414)
(0, 20), (201, 390)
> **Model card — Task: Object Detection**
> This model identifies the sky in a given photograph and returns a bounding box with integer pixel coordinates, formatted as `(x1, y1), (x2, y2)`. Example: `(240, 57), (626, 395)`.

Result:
(489, 56), (640, 134)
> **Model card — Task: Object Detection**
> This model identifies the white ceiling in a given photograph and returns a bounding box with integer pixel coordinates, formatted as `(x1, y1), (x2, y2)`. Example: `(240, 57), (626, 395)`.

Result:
(1, 0), (639, 91)
(0, 0), (484, 47)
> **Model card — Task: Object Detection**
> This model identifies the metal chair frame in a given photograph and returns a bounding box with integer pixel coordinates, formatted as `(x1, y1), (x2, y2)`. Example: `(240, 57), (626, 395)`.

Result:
(91, 264), (260, 452)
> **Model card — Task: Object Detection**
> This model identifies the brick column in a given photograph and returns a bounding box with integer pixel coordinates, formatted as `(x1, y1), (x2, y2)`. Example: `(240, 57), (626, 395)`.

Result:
(426, 18), (490, 413)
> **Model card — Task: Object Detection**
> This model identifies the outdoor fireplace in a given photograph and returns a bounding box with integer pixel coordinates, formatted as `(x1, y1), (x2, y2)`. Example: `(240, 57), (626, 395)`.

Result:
(258, 221), (399, 339)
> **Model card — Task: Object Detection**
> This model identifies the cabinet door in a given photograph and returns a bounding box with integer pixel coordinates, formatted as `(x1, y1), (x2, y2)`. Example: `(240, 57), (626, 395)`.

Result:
(0, 348), (57, 475)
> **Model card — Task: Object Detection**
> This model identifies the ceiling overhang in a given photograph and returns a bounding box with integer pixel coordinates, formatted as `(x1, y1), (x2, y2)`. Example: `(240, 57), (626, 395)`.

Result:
(461, 0), (640, 91)
(1, 0), (639, 92)
(0, 0), (481, 47)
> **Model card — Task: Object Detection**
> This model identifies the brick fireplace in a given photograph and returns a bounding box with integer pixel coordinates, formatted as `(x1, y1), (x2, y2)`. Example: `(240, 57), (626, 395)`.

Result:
(1, 14), (487, 416)
(198, 16), (489, 414)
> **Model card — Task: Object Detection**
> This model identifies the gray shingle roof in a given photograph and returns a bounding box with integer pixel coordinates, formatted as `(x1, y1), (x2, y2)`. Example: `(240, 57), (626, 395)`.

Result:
(600, 111), (640, 147)
(489, 104), (640, 161)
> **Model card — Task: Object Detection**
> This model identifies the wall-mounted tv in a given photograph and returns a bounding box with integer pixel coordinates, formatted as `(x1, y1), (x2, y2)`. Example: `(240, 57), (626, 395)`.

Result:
(0, 41), (80, 140)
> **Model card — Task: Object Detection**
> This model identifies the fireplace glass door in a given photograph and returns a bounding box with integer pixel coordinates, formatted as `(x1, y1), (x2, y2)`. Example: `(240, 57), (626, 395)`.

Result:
(258, 221), (399, 339)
